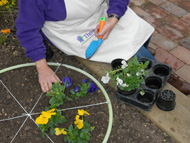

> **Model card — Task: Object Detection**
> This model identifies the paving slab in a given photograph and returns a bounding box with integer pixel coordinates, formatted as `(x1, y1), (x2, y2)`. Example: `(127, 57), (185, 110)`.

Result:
(76, 57), (190, 143)
(160, 1), (187, 17)
(176, 65), (190, 83)
(171, 46), (190, 65)
(155, 48), (184, 71)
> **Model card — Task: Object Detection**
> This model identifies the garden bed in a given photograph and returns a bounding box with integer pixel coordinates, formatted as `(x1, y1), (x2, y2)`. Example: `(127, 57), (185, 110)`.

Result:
(0, 9), (176, 143)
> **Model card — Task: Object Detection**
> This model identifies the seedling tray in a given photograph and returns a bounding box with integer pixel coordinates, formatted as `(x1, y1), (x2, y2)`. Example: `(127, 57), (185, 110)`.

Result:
(114, 57), (172, 111)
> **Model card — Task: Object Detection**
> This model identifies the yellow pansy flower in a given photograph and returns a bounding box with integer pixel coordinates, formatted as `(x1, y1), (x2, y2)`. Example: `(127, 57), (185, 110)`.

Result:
(55, 128), (67, 136)
(75, 115), (80, 121)
(0, 2), (3, 6)
(55, 128), (62, 136)
(2, 0), (8, 5)
(78, 109), (90, 116)
(47, 108), (55, 113)
(77, 119), (84, 129)
(35, 115), (49, 125)
(42, 108), (56, 119)
(60, 129), (67, 135)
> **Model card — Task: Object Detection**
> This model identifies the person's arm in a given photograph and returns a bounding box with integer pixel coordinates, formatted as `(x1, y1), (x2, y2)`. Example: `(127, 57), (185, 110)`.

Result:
(95, 0), (129, 39)
(35, 59), (61, 92)
(15, 0), (46, 62)
(16, 0), (60, 92)
(107, 0), (129, 18)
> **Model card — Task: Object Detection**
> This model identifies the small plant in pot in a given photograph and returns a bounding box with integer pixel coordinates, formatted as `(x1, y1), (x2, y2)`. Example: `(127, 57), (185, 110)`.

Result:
(101, 56), (149, 95)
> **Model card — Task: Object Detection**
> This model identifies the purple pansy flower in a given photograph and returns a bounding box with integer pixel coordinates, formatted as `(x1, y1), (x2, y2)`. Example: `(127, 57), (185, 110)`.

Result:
(62, 77), (72, 88)
(73, 86), (80, 93)
(88, 81), (98, 93)
(82, 79), (89, 83)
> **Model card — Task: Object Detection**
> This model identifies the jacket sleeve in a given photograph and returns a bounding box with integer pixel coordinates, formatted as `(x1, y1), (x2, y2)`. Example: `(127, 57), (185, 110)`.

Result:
(15, 0), (46, 62)
(107, 0), (130, 18)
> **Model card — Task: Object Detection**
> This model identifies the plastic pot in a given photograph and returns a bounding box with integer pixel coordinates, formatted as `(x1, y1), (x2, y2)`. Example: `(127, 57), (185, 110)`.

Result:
(156, 89), (176, 111)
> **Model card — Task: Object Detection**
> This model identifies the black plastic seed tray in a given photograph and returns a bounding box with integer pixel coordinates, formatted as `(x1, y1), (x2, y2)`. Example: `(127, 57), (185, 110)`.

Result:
(114, 57), (172, 111)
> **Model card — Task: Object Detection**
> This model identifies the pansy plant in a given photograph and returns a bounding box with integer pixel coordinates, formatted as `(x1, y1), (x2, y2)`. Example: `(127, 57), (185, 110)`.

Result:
(70, 79), (98, 99)
(102, 56), (149, 95)
(59, 109), (94, 143)
(46, 80), (73, 108)
(35, 108), (66, 138)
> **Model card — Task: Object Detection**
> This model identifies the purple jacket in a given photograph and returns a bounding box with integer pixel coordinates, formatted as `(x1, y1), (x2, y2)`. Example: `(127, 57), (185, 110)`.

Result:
(16, 0), (129, 62)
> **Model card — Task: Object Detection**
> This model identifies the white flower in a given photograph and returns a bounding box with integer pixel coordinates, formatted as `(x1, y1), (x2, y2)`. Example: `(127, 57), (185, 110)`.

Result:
(127, 73), (131, 76)
(101, 73), (110, 84)
(120, 83), (127, 87)
(141, 69), (144, 72)
(116, 77), (123, 86)
(140, 90), (145, 95)
(136, 72), (140, 76)
(121, 60), (128, 69)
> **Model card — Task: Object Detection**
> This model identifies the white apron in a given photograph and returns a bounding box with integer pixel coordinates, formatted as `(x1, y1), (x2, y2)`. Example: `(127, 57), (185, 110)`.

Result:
(42, 0), (154, 63)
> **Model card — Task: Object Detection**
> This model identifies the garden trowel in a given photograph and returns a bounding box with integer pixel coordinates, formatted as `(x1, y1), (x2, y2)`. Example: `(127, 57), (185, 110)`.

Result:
(85, 17), (106, 59)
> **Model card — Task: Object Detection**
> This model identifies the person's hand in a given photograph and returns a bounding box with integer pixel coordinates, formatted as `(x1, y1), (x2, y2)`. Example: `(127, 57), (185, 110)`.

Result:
(95, 17), (118, 40)
(35, 59), (61, 92)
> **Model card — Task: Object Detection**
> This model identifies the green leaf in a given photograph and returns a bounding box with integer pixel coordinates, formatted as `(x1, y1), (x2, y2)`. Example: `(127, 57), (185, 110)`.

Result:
(50, 127), (55, 135)
(66, 96), (73, 101)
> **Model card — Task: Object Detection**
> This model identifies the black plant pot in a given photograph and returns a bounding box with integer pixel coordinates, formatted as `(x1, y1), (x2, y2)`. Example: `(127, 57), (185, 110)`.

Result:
(137, 90), (154, 104)
(117, 87), (136, 96)
(111, 58), (127, 70)
(153, 65), (170, 77)
(145, 76), (162, 90)
(156, 89), (176, 111)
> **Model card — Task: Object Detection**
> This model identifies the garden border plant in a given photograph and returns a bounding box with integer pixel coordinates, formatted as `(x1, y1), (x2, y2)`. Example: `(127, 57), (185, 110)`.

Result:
(0, 62), (113, 143)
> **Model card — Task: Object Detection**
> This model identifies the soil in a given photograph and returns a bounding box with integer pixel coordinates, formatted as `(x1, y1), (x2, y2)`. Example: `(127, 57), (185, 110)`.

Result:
(0, 9), (176, 143)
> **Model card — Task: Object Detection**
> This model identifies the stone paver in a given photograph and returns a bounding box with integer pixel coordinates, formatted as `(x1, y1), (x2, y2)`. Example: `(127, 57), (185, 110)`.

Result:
(142, 2), (168, 18)
(176, 65), (190, 83)
(168, 0), (182, 4)
(179, 37), (190, 50)
(182, 13), (190, 24)
(149, 0), (165, 5)
(170, 46), (190, 65)
(151, 33), (177, 51)
(155, 25), (184, 42)
(178, 1), (190, 12)
(130, 0), (146, 6)
(149, 42), (159, 50)
(131, 6), (151, 19)
(164, 15), (190, 35)
(155, 48), (184, 71)
(160, 1), (187, 17)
